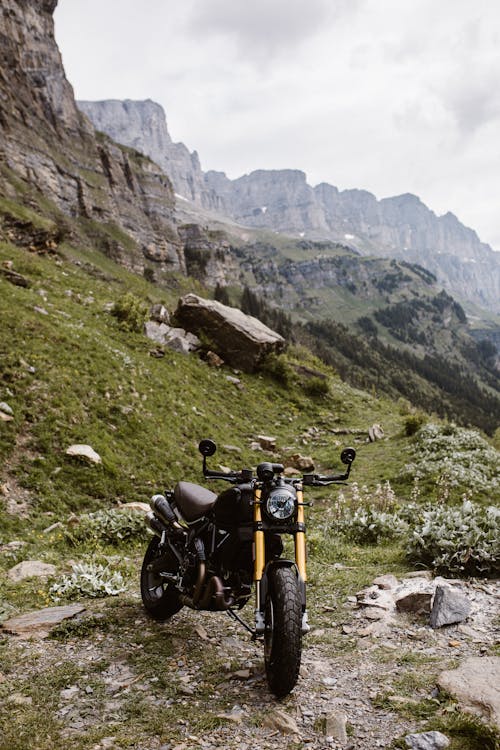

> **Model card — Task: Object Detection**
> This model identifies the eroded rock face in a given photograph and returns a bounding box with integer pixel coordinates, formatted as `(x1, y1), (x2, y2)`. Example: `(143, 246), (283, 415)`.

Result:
(175, 294), (286, 371)
(0, 0), (183, 275)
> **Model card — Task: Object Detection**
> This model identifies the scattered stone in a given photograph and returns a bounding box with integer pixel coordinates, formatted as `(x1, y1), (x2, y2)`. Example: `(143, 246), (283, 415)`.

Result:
(206, 350), (224, 367)
(373, 574), (398, 590)
(43, 522), (63, 534)
(7, 560), (57, 582)
(438, 656), (500, 727)
(287, 453), (315, 471)
(149, 303), (170, 324)
(0, 268), (30, 287)
(216, 705), (246, 724)
(0, 402), (14, 417)
(33, 305), (48, 315)
(222, 444), (241, 454)
(368, 424), (384, 442)
(1, 604), (85, 638)
(405, 731), (450, 749)
(231, 669), (251, 680)
(117, 502), (149, 514)
(324, 710), (348, 743)
(430, 585), (471, 628)
(257, 435), (277, 451)
(175, 293), (285, 372)
(0, 540), (26, 553)
(7, 693), (33, 706)
(143, 321), (200, 353)
(403, 571), (433, 580)
(448, 640), (461, 648)
(396, 592), (433, 615)
(263, 709), (300, 735)
(194, 624), (209, 641)
(60, 685), (80, 700)
(65, 444), (102, 465)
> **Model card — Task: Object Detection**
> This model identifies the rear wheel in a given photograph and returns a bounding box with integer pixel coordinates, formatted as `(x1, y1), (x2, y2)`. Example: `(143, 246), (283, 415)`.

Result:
(264, 566), (302, 697)
(140, 536), (183, 620)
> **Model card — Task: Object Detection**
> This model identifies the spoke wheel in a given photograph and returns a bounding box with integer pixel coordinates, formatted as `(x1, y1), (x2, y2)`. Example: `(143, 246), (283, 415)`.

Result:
(264, 566), (302, 697)
(140, 536), (183, 621)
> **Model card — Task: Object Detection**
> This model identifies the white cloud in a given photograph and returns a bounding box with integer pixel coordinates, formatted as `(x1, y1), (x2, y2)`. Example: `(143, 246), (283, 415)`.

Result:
(54, 0), (500, 249)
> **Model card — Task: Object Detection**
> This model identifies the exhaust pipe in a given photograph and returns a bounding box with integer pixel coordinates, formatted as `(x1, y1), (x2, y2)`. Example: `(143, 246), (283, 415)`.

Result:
(145, 511), (167, 537)
(150, 494), (184, 532)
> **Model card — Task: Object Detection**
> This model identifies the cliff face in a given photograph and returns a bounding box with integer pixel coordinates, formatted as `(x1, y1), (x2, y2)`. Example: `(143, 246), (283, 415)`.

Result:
(0, 0), (183, 275)
(78, 99), (223, 212)
(80, 98), (499, 312)
(207, 171), (500, 312)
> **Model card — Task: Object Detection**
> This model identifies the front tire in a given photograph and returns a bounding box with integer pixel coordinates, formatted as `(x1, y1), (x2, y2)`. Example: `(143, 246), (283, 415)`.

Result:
(264, 566), (302, 697)
(140, 536), (183, 620)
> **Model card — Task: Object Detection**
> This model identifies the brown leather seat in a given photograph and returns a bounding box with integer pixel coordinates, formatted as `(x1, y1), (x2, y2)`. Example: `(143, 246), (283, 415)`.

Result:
(174, 481), (217, 522)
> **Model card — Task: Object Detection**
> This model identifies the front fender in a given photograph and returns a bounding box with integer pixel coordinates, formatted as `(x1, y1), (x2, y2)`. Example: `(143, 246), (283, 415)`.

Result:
(260, 559), (306, 610)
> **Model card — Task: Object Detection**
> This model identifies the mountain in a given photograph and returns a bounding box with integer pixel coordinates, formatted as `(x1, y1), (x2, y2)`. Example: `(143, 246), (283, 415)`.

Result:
(0, 1), (498, 434)
(78, 99), (500, 313)
(0, 1), (184, 278)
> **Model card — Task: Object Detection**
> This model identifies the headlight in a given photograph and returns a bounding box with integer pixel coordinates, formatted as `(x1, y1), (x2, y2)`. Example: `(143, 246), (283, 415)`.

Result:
(265, 487), (296, 521)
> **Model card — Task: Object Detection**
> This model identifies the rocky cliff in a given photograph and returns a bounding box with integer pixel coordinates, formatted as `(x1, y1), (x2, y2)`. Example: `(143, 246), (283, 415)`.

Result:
(79, 99), (500, 312)
(77, 99), (222, 212)
(0, 0), (183, 276)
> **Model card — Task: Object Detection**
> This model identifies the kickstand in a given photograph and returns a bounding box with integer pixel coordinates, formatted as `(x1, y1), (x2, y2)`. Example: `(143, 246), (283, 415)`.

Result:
(226, 607), (256, 637)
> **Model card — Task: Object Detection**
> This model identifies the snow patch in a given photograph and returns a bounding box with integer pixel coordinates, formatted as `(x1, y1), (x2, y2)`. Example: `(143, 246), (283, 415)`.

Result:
(344, 233), (355, 240)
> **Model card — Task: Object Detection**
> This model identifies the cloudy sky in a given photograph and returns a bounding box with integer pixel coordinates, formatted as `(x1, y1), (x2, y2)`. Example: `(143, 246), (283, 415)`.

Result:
(54, 0), (500, 249)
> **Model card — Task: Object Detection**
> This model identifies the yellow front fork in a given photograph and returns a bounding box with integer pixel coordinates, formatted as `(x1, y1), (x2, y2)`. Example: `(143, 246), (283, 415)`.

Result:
(295, 487), (307, 582)
(253, 488), (265, 583)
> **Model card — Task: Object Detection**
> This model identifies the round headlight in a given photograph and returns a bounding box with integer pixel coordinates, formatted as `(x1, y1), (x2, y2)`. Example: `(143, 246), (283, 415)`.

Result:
(265, 487), (296, 521)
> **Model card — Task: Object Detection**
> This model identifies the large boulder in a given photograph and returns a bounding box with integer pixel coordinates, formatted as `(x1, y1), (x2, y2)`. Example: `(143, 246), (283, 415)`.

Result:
(175, 294), (286, 372)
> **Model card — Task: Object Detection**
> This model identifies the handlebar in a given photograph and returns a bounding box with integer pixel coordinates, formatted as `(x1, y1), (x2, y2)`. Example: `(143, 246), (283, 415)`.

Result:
(199, 439), (355, 487)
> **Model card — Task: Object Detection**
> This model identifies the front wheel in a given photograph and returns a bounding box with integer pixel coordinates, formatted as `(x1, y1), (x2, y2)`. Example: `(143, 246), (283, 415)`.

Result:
(140, 536), (183, 620)
(264, 566), (302, 697)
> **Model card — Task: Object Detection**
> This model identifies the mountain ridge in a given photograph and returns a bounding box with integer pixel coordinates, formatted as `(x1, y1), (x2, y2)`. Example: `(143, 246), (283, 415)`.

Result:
(78, 99), (500, 313)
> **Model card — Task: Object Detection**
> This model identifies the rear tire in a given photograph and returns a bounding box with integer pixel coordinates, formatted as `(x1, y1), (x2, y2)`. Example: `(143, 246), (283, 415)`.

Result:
(140, 536), (183, 621)
(264, 566), (302, 697)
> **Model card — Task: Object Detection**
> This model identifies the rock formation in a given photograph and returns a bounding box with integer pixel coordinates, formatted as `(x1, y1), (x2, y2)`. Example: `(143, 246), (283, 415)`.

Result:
(79, 99), (500, 312)
(175, 293), (286, 371)
(0, 0), (183, 277)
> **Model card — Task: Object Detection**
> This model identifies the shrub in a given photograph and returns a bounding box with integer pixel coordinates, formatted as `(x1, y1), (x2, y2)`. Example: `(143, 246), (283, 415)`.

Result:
(406, 499), (500, 577)
(400, 422), (500, 499)
(333, 505), (408, 544)
(404, 412), (427, 436)
(111, 292), (147, 332)
(302, 376), (329, 399)
(49, 562), (126, 601)
(65, 508), (147, 546)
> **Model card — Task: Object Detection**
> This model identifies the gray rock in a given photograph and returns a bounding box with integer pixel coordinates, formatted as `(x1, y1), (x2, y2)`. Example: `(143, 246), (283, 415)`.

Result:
(430, 584), (471, 628)
(324, 710), (348, 744)
(368, 423), (385, 441)
(7, 560), (57, 582)
(263, 709), (300, 735)
(396, 592), (433, 615)
(175, 294), (285, 372)
(144, 320), (171, 344)
(149, 303), (170, 324)
(405, 731), (450, 749)
(65, 444), (102, 465)
(1, 604), (85, 637)
(0, 402), (14, 416)
(372, 574), (399, 590)
(438, 656), (500, 727)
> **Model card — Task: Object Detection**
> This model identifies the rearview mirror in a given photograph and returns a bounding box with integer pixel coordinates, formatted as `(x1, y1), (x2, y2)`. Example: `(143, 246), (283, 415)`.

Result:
(199, 439), (217, 457)
(340, 447), (356, 465)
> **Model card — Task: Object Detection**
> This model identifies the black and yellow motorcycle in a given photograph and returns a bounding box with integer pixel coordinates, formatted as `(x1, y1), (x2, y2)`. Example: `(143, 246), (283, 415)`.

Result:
(141, 439), (355, 697)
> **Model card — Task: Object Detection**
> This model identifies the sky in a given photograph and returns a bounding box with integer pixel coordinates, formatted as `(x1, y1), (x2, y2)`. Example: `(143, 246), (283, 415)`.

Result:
(54, 0), (500, 249)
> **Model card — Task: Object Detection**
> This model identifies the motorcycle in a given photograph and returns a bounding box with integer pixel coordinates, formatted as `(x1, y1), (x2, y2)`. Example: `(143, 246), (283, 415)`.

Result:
(140, 439), (356, 697)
